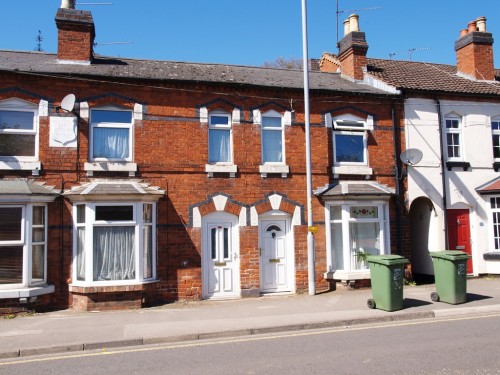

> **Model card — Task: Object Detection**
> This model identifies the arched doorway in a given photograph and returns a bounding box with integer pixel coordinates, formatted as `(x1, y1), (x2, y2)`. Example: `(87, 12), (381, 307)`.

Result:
(409, 197), (436, 283)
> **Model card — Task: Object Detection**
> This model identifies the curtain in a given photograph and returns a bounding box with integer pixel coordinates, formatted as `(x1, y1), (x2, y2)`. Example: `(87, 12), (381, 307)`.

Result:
(76, 227), (85, 281)
(93, 226), (135, 281)
(262, 130), (282, 163)
(208, 129), (230, 163)
(93, 127), (130, 159)
(142, 225), (152, 279)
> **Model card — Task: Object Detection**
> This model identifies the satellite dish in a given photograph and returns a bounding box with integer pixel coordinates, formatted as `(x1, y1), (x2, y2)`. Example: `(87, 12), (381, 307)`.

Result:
(400, 148), (423, 166)
(60, 94), (76, 113)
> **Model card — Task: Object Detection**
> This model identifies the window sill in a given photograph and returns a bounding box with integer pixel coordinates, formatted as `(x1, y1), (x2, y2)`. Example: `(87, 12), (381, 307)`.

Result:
(0, 284), (55, 299)
(332, 165), (373, 178)
(259, 164), (289, 178)
(69, 280), (159, 293)
(205, 164), (237, 178)
(0, 160), (41, 175)
(446, 161), (470, 171)
(84, 162), (137, 177)
(324, 270), (371, 281)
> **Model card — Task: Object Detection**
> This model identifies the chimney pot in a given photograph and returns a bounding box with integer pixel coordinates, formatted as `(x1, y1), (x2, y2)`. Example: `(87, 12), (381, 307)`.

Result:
(467, 20), (477, 32)
(61, 0), (75, 9)
(476, 16), (487, 32)
(343, 19), (350, 36)
(460, 28), (468, 37)
(349, 14), (360, 32)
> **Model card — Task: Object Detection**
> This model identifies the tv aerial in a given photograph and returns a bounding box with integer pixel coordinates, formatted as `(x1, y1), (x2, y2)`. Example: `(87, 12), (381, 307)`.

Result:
(400, 148), (423, 166)
(389, 47), (431, 61)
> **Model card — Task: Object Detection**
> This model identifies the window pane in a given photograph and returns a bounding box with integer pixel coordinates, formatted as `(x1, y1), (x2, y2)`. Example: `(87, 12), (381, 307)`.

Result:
(210, 116), (229, 126)
(143, 204), (153, 223)
(350, 222), (381, 270)
(92, 110), (132, 124)
(330, 206), (342, 221)
(335, 134), (364, 163)
(77, 227), (85, 281)
(0, 246), (23, 284)
(0, 110), (34, 130)
(492, 121), (500, 131)
(31, 244), (45, 281)
(142, 225), (153, 279)
(493, 134), (500, 159)
(209, 129), (230, 163)
(350, 206), (378, 219)
(93, 226), (135, 281)
(0, 207), (22, 241)
(262, 116), (281, 128)
(331, 222), (343, 270)
(211, 228), (217, 260)
(262, 129), (283, 163)
(33, 228), (45, 242)
(223, 227), (229, 259)
(446, 119), (459, 129)
(0, 134), (36, 157)
(77, 205), (85, 224)
(93, 127), (130, 159)
(33, 206), (45, 226)
(95, 206), (133, 221)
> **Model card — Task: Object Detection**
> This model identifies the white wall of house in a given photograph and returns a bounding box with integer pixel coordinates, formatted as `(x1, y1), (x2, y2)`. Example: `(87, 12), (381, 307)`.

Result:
(405, 98), (500, 275)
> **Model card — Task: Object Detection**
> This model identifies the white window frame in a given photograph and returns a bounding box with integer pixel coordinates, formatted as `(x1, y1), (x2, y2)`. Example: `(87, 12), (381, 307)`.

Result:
(332, 130), (368, 166)
(491, 118), (500, 161)
(261, 110), (285, 165)
(89, 106), (134, 162)
(0, 204), (48, 290)
(208, 111), (233, 165)
(444, 116), (463, 161)
(490, 196), (500, 251)
(0, 98), (39, 162)
(325, 201), (390, 278)
(72, 202), (157, 286)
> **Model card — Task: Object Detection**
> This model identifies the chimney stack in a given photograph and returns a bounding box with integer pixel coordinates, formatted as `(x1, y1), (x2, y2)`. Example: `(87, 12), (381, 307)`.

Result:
(455, 16), (495, 81)
(337, 14), (368, 81)
(55, 2), (95, 64)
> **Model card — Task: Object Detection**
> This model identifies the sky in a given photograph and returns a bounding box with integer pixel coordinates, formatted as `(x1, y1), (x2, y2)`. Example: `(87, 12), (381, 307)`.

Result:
(1, 0), (500, 67)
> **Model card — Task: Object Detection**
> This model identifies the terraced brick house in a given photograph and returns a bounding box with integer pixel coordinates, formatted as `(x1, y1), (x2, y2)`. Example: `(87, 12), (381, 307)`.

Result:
(0, 3), (402, 312)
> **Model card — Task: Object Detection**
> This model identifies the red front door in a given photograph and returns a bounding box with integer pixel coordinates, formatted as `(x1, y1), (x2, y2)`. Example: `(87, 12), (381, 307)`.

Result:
(446, 209), (473, 273)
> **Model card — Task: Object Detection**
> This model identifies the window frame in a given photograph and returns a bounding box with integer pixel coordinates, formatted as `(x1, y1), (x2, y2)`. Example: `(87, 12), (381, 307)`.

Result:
(0, 204), (48, 289)
(208, 111), (233, 165)
(89, 106), (134, 162)
(72, 201), (157, 286)
(444, 116), (463, 161)
(332, 114), (370, 167)
(261, 110), (285, 165)
(0, 98), (39, 161)
(325, 201), (390, 274)
(491, 118), (500, 161)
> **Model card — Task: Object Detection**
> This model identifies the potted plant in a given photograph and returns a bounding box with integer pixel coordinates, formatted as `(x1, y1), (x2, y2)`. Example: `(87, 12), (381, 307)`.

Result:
(354, 249), (370, 269)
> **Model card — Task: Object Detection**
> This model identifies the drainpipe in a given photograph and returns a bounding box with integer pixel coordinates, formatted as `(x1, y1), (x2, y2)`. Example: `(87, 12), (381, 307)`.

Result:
(391, 100), (402, 255)
(435, 99), (449, 249)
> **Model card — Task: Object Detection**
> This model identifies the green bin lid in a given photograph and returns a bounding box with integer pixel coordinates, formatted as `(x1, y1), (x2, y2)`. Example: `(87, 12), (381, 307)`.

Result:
(429, 250), (471, 261)
(366, 254), (409, 266)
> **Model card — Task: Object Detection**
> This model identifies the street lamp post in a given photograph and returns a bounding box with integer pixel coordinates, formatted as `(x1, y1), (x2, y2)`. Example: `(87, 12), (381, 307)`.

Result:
(301, 0), (316, 296)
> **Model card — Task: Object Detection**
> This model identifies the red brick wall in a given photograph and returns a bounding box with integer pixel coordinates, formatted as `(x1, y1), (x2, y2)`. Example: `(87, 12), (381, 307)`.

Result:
(0, 70), (402, 310)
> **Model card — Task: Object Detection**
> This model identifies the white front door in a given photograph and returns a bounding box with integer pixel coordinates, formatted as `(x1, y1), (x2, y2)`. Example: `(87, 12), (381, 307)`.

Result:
(260, 219), (293, 293)
(202, 213), (240, 299)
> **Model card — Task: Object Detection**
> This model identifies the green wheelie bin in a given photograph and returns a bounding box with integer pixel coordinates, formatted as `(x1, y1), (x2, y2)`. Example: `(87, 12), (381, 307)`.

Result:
(366, 255), (409, 311)
(429, 250), (471, 304)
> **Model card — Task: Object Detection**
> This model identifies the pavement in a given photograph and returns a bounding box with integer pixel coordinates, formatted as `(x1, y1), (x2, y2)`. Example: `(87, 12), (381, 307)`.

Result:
(1, 277), (500, 359)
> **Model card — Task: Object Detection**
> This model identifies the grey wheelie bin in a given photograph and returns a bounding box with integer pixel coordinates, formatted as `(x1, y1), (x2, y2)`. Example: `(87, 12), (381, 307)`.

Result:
(366, 255), (409, 311)
(429, 250), (471, 304)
